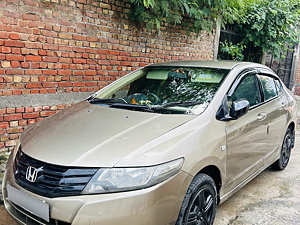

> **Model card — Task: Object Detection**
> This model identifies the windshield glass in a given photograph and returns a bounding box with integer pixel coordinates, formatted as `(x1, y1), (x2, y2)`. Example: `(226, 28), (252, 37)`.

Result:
(90, 67), (229, 115)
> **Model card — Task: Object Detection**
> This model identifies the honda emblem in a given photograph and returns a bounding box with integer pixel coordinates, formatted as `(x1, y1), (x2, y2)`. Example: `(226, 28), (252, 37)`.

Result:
(26, 166), (38, 182)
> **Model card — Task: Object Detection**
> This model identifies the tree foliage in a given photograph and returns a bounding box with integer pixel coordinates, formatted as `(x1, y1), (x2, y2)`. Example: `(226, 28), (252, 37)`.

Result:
(238, 0), (300, 58)
(128, 0), (300, 59)
(128, 0), (245, 33)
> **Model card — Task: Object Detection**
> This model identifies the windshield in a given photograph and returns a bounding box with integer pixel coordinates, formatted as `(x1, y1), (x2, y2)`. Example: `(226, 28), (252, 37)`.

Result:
(90, 67), (229, 115)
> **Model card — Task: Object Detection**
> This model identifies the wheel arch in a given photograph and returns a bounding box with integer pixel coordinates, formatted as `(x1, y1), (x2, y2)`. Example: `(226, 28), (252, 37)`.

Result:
(198, 165), (222, 204)
(287, 122), (295, 148)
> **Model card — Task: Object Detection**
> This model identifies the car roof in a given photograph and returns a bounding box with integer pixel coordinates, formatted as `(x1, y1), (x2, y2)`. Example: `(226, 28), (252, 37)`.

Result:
(147, 60), (268, 71)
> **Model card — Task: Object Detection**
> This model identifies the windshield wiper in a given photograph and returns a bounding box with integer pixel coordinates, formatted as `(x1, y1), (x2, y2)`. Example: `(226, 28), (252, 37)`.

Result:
(88, 98), (128, 104)
(109, 103), (154, 112)
(156, 101), (203, 108)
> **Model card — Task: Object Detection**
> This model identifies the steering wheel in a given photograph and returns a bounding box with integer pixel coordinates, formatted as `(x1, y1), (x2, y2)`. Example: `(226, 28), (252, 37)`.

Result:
(145, 92), (161, 104)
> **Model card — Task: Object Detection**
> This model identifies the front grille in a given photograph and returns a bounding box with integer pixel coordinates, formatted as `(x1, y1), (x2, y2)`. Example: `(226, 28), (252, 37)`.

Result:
(14, 150), (99, 198)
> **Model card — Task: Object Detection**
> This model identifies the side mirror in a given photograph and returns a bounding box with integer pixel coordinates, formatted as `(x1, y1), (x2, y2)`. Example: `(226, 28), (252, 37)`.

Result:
(229, 99), (250, 119)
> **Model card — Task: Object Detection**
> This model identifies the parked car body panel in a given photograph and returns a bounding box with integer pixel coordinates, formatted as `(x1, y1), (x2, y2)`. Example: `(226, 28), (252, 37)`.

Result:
(20, 101), (195, 167)
(2, 60), (297, 225)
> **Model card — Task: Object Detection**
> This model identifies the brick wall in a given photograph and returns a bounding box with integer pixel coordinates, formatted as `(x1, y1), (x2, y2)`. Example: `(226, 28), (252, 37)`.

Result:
(0, 104), (72, 150)
(0, 0), (217, 152)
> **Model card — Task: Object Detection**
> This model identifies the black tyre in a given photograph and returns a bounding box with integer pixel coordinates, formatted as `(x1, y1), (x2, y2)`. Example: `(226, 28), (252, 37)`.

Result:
(271, 128), (293, 170)
(176, 174), (217, 225)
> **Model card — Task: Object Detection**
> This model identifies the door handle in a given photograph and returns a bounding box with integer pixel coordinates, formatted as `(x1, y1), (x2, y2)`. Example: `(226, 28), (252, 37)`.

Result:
(257, 113), (267, 121)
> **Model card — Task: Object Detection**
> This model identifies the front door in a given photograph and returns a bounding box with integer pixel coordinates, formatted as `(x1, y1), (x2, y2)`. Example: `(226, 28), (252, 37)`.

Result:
(224, 73), (268, 193)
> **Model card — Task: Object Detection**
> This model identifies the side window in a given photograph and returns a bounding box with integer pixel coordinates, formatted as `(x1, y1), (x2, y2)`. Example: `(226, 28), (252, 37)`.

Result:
(258, 75), (277, 101)
(231, 75), (261, 107)
(274, 79), (284, 95)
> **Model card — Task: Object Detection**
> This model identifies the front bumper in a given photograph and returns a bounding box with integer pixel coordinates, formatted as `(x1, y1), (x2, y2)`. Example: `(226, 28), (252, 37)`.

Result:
(2, 152), (192, 225)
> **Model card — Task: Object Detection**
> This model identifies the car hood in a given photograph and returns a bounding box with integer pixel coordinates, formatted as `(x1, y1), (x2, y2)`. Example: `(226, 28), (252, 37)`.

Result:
(21, 101), (195, 167)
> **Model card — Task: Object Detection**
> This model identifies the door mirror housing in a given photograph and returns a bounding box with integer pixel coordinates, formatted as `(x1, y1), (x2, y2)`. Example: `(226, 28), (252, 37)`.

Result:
(216, 97), (250, 121)
(229, 99), (250, 119)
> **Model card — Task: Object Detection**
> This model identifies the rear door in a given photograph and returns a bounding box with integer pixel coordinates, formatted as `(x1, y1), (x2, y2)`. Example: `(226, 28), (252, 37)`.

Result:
(257, 74), (288, 165)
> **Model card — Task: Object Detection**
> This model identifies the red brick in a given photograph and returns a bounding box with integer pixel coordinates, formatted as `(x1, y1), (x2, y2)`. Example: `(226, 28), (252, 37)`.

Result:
(19, 120), (27, 126)
(22, 89), (30, 94)
(73, 34), (86, 41)
(21, 62), (30, 68)
(23, 112), (40, 119)
(43, 70), (58, 75)
(0, 122), (9, 128)
(25, 42), (42, 49)
(7, 127), (23, 134)
(25, 55), (41, 61)
(40, 111), (56, 117)
(73, 71), (85, 76)
(58, 82), (72, 87)
(30, 89), (39, 94)
(58, 33), (73, 39)
(2, 90), (13, 95)
(1, 47), (11, 53)
(6, 69), (24, 75)
(59, 58), (72, 63)
(16, 107), (25, 113)
(73, 82), (85, 87)
(34, 106), (42, 112)
(85, 82), (97, 86)
(26, 83), (42, 88)
(6, 108), (16, 114)
(42, 82), (58, 88)
(4, 40), (24, 47)
(11, 61), (21, 67)
(28, 119), (37, 125)
(22, 13), (40, 21)
(73, 58), (86, 64)
(0, 24), (13, 32)
(7, 83), (25, 89)
(0, 31), (9, 39)
(4, 114), (22, 121)
(9, 33), (19, 40)
(86, 70), (96, 76)
(24, 0), (39, 6)
(87, 36), (98, 42)
(59, 20), (72, 26)
(25, 69), (43, 75)
(9, 134), (20, 140)
(40, 88), (47, 94)
(43, 57), (58, 62)
(12, 90), (22, 95)
(58, 70), (72, 76)
(6, 55), (24, 61)
(25, 107), (33, 113)
(38, 50), (47, 55)
(39, 76), (47, 82)
(14, 26), (32, 34)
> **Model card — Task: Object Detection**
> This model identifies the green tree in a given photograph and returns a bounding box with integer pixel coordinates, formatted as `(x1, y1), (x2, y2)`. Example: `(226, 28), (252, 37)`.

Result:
(128, 0), (246, 33)
(129, 0), (300, 59)
(238, 0), (300, 58)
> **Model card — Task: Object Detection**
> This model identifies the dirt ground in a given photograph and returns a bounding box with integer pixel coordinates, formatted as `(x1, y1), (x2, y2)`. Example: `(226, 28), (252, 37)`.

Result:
(1, 130), (300, 225)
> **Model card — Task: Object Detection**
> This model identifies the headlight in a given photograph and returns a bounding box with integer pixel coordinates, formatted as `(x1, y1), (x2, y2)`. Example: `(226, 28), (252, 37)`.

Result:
(82, 158), (184, 194)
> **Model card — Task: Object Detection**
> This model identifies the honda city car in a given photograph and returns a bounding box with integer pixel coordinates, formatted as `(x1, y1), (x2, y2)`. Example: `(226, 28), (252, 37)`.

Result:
(2, 60), (297, 225)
